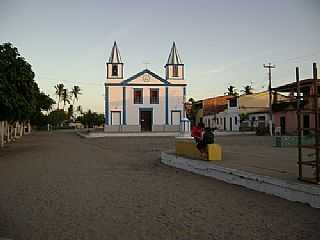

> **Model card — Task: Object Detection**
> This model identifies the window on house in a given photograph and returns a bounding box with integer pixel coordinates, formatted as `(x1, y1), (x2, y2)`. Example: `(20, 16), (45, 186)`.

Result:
(258, 116), (266, 121)
(150, 89), (159, 104)
(134, 89), (143, 104)
(173, 65), (179, 77)
(234, 116), (237, 125)
(112, 65), (118, 76)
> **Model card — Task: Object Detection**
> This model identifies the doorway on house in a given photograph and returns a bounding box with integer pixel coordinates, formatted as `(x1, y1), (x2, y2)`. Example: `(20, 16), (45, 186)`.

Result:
(229, 117), (232, 131)
(140, 109), (152, 131)
(280, 116), (286, 135)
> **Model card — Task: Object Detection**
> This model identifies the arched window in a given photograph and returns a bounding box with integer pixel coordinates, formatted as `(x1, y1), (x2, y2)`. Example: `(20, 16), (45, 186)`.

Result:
(112, 65), (118, 76)
(172, 65), (179, 77)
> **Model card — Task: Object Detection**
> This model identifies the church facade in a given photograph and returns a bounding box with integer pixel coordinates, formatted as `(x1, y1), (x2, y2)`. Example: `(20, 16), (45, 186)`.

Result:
(104, 42), (187, 132)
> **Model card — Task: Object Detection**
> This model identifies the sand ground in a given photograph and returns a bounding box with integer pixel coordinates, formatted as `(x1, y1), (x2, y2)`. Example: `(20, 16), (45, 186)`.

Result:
(0, 131), (319, 240)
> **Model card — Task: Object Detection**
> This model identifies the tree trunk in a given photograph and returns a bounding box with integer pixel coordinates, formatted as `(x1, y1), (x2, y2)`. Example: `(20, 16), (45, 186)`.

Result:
(14, 122), (17, 139)
(7, 123), (11, 143)
(20, 122), (23, 137)
(0, 121), (4, 148)
(4, 121), (8, 143)
(57, 96), (61, 110)
(28, 121), (32, 134)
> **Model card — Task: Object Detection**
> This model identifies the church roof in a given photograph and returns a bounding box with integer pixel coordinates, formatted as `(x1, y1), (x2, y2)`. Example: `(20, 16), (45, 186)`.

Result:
(108, 41), (122, 63)
(122, 69), (169, 85)
(166, 42), (183, 65)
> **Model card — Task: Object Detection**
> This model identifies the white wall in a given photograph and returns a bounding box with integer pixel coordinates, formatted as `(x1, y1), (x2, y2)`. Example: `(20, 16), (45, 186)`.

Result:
(126, 86), (166, 125)
(168, 86), (184, 125)
(108, 86), (123, 124)
(107, 71), (185, 126)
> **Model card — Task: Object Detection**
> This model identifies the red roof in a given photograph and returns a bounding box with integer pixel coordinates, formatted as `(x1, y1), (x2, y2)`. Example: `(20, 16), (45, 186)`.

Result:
(203, 96), (234, 116)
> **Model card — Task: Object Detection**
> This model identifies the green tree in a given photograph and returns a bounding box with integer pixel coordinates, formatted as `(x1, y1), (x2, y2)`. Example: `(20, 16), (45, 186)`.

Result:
(48, 110), (66, 128)
(225, 85), (238, 96)
(76, 110), (104, 128)
(54, 83), (64, 110)
(62, 88), (70, 111)
(241, 85), (253, 95)
(67, 104), (74, 120)
(70, 85), (81, 105)
(0, 42), (39, 122)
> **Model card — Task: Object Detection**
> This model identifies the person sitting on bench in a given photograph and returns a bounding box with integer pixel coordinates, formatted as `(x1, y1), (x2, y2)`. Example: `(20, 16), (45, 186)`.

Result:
(197, 127), (215, 159)
(191, 122), (204, 144)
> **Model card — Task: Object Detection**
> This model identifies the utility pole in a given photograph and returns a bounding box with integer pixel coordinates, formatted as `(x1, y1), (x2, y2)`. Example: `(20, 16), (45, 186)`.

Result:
(264, 63), (276, 136)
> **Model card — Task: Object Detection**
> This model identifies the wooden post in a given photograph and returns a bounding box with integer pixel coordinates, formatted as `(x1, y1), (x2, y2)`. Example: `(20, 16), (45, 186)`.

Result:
(313, 62), (319, 183)
(296, 67), (302, 180)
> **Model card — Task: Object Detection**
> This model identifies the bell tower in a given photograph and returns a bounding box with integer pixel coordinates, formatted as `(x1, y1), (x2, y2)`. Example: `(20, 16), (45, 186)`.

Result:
(106, 41), (123, 82)
(165, 42), (184, 82)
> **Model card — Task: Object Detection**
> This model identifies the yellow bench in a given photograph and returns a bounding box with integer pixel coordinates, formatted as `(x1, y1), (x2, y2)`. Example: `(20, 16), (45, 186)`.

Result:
(175, 138), (222, 161)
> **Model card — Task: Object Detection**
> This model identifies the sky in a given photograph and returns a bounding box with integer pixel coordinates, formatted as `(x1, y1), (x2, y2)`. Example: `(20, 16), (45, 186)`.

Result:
(1, 0), (320, 113)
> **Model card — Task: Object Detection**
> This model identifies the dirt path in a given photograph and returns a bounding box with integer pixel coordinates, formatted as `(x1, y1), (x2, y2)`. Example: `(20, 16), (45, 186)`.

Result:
(0, 131), (319, 240)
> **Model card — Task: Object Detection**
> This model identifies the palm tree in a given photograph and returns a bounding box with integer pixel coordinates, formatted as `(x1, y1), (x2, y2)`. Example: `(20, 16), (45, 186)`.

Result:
(62, 88), (70, 111)
(225, 85), (238, 96)
(241, 85), (253, 95)
(76, 105), (83, 115)
(70, 85), (82, 105)
(55, 83), (64, 109)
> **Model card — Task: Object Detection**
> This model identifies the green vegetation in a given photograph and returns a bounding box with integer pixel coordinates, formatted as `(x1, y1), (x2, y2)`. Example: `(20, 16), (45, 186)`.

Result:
(77, 110), (104, 128)
(0, 42), (55, 146)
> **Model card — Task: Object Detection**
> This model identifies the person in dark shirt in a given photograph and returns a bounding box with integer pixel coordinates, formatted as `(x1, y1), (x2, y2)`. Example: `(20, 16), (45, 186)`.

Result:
(197, 127), (215, 159)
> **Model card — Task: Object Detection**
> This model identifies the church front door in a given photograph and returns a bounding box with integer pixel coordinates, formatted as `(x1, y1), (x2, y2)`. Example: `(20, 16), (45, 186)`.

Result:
(140, 109), (152, 131)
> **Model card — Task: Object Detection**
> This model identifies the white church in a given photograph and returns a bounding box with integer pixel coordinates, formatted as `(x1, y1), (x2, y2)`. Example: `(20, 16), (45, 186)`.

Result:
(104, 42), (187, 132)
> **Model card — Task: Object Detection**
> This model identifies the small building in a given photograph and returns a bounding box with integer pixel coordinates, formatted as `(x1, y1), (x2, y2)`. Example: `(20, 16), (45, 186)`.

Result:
(104, 42), (187, 132)
(203, 91), (287, 132)
(273, 78), (320, 135)
(203, 96), (233, 130)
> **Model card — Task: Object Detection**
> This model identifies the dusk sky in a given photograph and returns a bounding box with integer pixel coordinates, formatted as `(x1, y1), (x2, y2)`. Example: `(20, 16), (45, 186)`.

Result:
(2, 0), (320, 112)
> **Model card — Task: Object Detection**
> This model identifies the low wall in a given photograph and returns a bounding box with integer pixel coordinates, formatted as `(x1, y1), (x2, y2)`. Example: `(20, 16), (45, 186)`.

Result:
(104, 125), (179, 133)
(273, 136), (315, 147)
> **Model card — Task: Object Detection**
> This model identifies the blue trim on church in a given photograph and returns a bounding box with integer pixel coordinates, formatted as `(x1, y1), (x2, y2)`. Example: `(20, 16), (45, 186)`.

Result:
(123, 86), (126, 125)
(105, 86), (109, 125)
(165, 87), (169, 125)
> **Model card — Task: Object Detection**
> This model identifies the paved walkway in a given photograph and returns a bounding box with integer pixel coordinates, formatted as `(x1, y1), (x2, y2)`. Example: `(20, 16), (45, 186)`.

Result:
(0, 132), (319, 239)
(214, 135), (313, 181)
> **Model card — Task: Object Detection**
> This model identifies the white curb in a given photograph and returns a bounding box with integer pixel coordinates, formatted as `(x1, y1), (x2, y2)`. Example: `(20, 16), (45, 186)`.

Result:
(161, 151), (320, 208)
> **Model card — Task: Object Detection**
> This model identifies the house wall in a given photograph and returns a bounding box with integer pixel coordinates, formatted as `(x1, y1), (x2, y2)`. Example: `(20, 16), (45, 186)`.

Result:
(273, 111), (317, 134)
